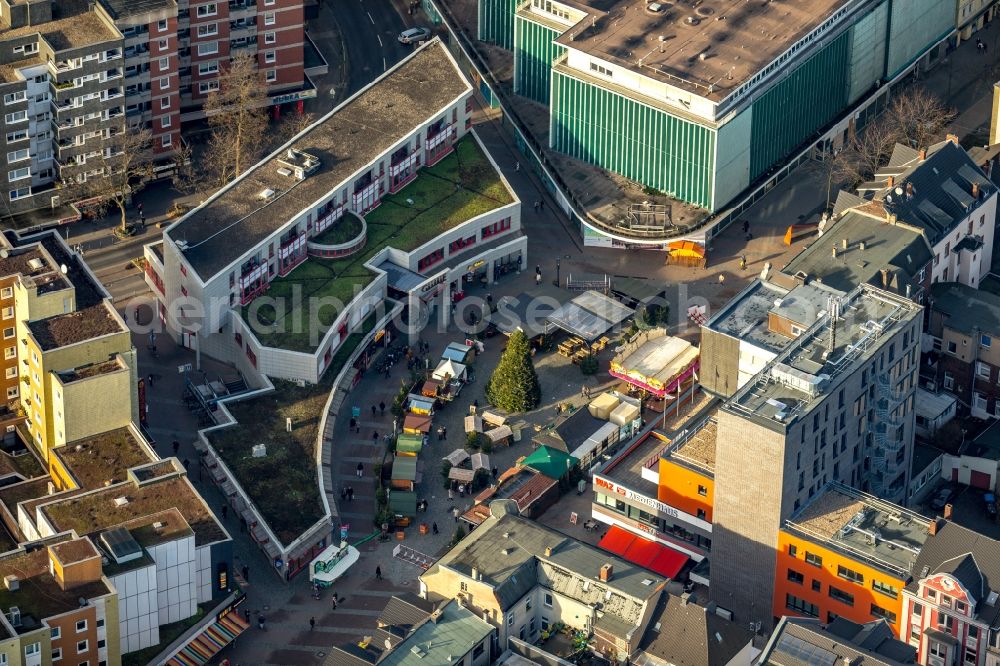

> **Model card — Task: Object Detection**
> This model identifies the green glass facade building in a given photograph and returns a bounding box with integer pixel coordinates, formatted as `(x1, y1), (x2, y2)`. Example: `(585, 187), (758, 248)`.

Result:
(492, 0), (954, 216)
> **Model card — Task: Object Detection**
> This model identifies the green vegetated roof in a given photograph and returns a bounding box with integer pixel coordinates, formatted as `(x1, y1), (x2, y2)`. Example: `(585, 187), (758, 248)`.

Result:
(206, 311), (378, 545)
(242, 134), (511, 352)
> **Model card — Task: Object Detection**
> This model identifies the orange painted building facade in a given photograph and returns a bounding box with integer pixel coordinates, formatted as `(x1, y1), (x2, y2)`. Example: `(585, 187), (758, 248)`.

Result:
(773, 529), (908, 633)
(657, 457), (713, 523)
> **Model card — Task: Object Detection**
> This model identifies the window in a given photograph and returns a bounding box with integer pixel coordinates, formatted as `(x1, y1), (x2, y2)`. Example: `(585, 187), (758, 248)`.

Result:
(978, 361), (991, 379)
(5, 368), (14, 379)
(51, 626), (61, 639)
(161, 116), (172, 129)
(264, 50), (276, 63)
(52, 647), (62, 661)
(198, 62), (219, 75)
(870, 603), (896, 624)
(837, 565), (864, 584)
(265, 70), (276, 82)
(788, 544), (797, 557)
(264, 11), (276, 24)
(944, 372), (955, 390)
(6, 387), (16, 399)
(828, 585), (855, 606)
(913, 603), (923, 617)
(160, 97), (171, 110)
(8, 167), (28, 182)
(96, 640), (104, 649)
(196, 3), (218, 17)
(76, 619), (87, 632)
(197, 23), (218, 37)
(159, 76), (170, 89)
(983, 335), (992, 348)
(787, 569), (804, 584)
(264, 31), (276, 44)
(812, 580), (821, 592)
(785, 593), (818, 617)
(872, 580), (898, 599)
(0, 288), (11, 299)
(589, 62), (613, 77)
(197, 42), (219, 56)
(948, 341), (957, 354)
(459, 581), (467, 592)
(507, 613), (514, 626)
(95, 619), (103, 629)
(199, 81), (220, 93)
(6, 129), (27, 143)
(969, 625), (979, 639)
(158, 19), (168, 31)
(24, 643), (39, 656)
(4, 328), (14, 340)
(2, 91), (24, 105)
(161, 134), (172, 148)
(4, 110), (26, 124)
(544, 593), (553, 607)
(805, 552), (822, 567)
(696, 508), (706, 519)
(697, 484), (707, 496)
(965, 647), (977, 664)
(525, 598), (532, 611)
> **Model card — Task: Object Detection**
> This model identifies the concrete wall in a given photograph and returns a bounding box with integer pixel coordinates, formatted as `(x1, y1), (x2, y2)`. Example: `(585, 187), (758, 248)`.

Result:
(111, 562), (160, 654)
(847, 2), (889, 105)
(53, 363), (135, 447)
(886, 0), (954, 77)
(713, 108), (752, 212)
(698, 328), (740, 397)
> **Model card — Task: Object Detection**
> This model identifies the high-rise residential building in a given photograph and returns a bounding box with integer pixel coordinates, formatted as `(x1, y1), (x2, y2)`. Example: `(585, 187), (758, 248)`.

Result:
(708, 284), (922, 628)
(0, 0), (125, 217)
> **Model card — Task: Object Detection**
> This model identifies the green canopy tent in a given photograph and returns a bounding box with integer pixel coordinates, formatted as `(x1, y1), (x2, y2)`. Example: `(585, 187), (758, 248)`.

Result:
(522, 445), (578, 480)
(388, 490), (417, 517)
(395, 433), (424, 455)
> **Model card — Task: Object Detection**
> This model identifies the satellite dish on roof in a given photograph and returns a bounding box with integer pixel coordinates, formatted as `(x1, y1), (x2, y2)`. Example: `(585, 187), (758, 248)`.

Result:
(0, 249), (8, 259)
(894, 187), (903, 196)
(60, 264), (68, 275)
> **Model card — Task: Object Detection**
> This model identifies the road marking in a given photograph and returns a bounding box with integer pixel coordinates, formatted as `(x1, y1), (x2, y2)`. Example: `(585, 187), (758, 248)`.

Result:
(383, 57), (387, 71)
(367, 11), (375, 24)
(377, 34), (383, 47)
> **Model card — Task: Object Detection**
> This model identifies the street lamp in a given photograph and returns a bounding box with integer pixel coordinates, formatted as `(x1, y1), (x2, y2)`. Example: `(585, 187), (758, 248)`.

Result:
(555, 259), (561, 288)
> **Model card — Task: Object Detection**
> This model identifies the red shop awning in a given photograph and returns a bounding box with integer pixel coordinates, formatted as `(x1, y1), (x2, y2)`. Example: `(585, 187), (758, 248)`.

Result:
(598, 525), (688, 580)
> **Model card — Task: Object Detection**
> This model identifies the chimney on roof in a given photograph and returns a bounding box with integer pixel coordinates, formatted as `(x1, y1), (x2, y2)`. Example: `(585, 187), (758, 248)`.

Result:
(929, 518), (940, 536)
(600, 563), (613, 582)
(430, 607), (444, 624)
(881, 268), (890, 289)
(887, 175), (894, 188)
(973, 182), (980, 199)
(944, 503), (953, 520)
(919, 148), (927, 161)
(947, 134), (960, 145)
(858, 241), (866, 252)
(471, 567), (479, 581)
(842, 238), (849, 251)
(544, 546), (553, 557)
(832, 246), (838, 258)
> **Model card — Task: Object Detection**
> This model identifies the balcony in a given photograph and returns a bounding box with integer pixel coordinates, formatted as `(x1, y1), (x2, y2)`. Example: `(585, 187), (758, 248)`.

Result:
(52, 61), (76, 73)
(104, 89), (123, 101)
(105, 69), (122, 81)
(104, 50), (122, 62)
(53, 80), (75, 91)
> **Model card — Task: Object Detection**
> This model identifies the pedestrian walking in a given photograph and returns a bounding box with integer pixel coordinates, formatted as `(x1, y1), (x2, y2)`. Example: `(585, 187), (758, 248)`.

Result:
(739, 255), (746, 270)
(243, 608), (250, 624)
(718, 273), (726, 286)
(437, 425), (445, 441)
(515, 161), (520, 172)
(379, 401), (386, 416)
(539, 199), (544, 211)
(331, 595), (338, 610)
(341, 487), (347, 501)
(258, 614), (265, 630)
(453, 506), (460, 522)
(432, 522), (439, 534)
(221, 505), (228, 520)
(349, 416), (357, 432)
(371, 404), (377, 418)
(172, 440), (180, 455)
(348, 486), (354, 501)
(535, 269), (542, 285)
(242, 565), (249, 582)
(375, 566), (382, 580)
(448, 488), (454, 501)
(442, 425), (447, 440)
(357, 462), (364, 477)
(310, 617), (316, 630)
(458, 483), (465, 497)
(492, 466), (498, 479)
(147, 374), (154, 387)
(742, 219), (749, 234)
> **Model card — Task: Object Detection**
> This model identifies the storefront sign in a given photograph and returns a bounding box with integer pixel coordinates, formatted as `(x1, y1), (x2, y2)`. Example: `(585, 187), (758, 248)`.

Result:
(271, 89), (317, 105)
(467, 259), (486, 272)
(421, 275), (446, 293)
(593, 474), (712, 533)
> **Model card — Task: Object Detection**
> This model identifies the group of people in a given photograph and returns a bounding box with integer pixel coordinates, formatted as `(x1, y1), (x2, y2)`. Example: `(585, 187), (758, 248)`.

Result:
(340, 486), (356, 502)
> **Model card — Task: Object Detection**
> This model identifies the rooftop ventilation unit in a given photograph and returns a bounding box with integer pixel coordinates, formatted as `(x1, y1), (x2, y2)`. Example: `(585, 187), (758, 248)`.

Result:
(259, 188), (276, 201)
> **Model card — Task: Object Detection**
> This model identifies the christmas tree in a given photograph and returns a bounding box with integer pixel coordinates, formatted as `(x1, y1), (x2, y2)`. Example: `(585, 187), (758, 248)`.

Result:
(485, 329), (541, 412)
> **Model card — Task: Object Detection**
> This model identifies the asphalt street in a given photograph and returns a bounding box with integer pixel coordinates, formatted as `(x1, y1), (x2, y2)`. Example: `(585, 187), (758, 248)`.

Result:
(329, 0), (411, 96)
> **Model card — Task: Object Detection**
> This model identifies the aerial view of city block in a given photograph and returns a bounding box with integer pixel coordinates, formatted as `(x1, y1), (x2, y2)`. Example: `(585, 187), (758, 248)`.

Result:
(3, 0), (1000, 664)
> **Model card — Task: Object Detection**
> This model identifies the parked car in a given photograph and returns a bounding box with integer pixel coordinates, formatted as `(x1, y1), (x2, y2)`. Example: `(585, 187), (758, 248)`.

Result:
(398, 27), (432, 44)
(930, 485), (957, 511)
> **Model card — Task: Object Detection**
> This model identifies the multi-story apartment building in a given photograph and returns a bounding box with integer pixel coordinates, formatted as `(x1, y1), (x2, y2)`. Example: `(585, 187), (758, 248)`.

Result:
(708, 284), (923, 628)
(924, 281), (1000, 420)
(774, 483), (931, 633)
(0, 534), (120, 666)
(0, 0), (125, 217)
(477, 0), (954, 238)
(900, 518), (1000, 666)
(419, 501), (665, 663)
(857, 138), (997, 290)
(148, 39), (525, 383)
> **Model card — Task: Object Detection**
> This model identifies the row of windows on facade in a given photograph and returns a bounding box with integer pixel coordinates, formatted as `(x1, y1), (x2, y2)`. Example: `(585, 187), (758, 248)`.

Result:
(417, 218), (513, 271)
(786, 549), (900, 599)
(593, 492), (712, 550)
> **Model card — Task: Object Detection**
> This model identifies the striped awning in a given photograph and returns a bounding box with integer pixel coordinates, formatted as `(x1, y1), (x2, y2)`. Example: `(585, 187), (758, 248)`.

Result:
(167, 611), (249, 666)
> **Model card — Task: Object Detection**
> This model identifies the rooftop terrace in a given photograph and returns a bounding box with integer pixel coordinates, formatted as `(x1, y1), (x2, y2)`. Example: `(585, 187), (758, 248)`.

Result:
(57, 357), (125, 383)
(167, 39), (472, 281)
(0, 55), (44, 83)
(553, 0), (856, 104)
(241, 135), (511, 352)
(27, 302), (123, 351)
(55, 427), (154, 490)
(726, 285), (921, 428)
(785, 483), (931, 577)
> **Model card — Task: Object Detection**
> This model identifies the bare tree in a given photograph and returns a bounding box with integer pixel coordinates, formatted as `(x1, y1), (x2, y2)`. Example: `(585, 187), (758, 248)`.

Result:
(170, 140), (199, 196)
(836, 116), (900, 186)
(886, 87), (955, 151)
(203, 52), (269, 187)
(71, 126), (153, 234)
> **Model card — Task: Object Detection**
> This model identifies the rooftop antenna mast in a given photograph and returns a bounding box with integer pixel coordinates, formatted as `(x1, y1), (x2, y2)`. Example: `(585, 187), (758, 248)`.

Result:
(827, 297), (840, 355)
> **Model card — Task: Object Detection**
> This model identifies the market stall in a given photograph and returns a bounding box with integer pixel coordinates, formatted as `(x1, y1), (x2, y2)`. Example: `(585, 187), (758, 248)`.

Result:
(610, 329), (699, 397)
